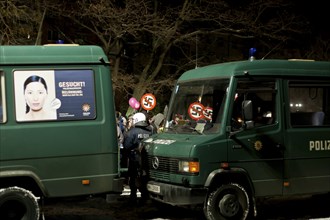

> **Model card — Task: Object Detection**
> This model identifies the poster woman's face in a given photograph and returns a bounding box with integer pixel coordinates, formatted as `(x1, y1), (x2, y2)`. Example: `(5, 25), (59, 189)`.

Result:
(24, 81), (48, 111)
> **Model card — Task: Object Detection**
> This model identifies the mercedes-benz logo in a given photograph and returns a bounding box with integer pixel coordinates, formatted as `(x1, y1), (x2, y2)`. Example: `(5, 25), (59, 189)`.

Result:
(151, 157), (159, 169)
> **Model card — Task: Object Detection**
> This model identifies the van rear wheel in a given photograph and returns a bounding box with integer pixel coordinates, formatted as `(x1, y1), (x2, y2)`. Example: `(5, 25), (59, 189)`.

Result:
(204, 183), (250, 220)
(0, 187), (40, 220)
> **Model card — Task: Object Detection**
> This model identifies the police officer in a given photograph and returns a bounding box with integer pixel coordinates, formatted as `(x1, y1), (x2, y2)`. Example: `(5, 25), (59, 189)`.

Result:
(123, 112), (154, 205)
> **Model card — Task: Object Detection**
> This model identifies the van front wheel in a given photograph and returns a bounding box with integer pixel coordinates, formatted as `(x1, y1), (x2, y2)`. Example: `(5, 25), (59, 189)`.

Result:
(204, 183), (250, 220)
(0, 187), (40, 220)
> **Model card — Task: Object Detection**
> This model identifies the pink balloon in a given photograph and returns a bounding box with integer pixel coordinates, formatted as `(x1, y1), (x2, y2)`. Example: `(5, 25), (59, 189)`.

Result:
(134, 102), (140, 110)
(129, 97), (138, 108)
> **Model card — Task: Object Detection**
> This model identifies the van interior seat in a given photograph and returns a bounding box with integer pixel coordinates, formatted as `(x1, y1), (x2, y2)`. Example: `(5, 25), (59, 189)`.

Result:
(290, 111), (325, 126)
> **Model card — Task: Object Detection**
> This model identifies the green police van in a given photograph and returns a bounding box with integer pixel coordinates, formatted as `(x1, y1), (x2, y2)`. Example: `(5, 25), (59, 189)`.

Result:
(0, 45), (123, 219)
(142, 58), (330, 220)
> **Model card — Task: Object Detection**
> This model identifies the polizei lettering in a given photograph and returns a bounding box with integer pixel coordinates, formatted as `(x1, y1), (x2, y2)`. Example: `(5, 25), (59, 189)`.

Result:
(309, 140), (330, 151)
(138, 133), (150, 139)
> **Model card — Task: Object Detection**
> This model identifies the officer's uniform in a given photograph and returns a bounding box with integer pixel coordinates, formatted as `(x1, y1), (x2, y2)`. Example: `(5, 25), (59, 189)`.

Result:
(123, 116), (153, 204)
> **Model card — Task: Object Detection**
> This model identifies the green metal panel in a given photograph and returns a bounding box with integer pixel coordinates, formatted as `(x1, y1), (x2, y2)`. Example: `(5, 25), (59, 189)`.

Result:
(179, 60), (330, 82)
(0, 45), (109, 65)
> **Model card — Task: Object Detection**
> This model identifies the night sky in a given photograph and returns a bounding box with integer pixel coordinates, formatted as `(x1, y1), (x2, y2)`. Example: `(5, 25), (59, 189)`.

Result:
(293, 0), (329, 35)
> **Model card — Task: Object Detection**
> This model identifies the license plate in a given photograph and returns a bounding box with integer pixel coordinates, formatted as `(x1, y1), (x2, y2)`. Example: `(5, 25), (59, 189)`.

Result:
(147, 183), (160, 193)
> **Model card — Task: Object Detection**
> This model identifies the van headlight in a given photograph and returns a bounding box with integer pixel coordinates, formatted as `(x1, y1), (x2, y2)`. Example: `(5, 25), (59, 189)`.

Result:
(178, 161), (200, 174)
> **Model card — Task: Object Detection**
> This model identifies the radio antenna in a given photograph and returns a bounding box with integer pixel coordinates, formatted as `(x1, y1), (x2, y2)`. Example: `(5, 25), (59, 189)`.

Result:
(262, 41), (283, 60)
(195, 35), (198, 69)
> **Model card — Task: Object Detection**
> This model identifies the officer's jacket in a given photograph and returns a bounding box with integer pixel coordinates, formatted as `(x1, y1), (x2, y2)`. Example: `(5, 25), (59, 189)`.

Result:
(123, 126), (153, 152)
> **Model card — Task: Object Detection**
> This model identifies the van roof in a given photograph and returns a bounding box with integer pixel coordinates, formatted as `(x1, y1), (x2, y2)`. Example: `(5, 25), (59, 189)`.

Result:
(179, 59), (330, 82)
(0, 45), (109, 65)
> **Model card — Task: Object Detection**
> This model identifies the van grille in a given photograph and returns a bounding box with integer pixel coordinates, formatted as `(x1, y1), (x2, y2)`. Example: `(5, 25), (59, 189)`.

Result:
(147, 155), (178, 181)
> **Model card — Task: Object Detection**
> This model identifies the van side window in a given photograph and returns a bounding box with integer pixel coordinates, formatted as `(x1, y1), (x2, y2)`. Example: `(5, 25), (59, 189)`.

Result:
(0, 71), (5, 123)
(289, 81), (330, 127)
(231, 79), (276, 130)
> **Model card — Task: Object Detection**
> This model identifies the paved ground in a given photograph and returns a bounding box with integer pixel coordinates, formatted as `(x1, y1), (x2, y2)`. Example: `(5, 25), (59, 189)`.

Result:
(41, 189), (330, 220)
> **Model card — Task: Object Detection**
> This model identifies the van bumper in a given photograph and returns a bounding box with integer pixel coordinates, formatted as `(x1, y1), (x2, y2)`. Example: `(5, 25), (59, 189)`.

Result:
(112, 177), (125, 193)
(147, 180), (207, 206)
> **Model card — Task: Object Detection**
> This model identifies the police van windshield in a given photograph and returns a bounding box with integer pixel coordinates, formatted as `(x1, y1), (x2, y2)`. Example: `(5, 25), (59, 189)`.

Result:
(164, 79), (229, 134)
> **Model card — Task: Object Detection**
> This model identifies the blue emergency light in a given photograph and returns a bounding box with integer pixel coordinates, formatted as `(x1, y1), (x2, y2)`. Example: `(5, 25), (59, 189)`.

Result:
(249, 48), (257, 61)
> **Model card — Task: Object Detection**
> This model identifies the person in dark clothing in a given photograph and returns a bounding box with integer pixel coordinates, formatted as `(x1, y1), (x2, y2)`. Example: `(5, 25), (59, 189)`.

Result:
(123, 112), (154, 205)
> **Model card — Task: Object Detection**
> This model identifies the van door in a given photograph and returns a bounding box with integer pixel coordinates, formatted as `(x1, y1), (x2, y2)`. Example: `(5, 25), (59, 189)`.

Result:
(284, 79), (330, 195)
(227, 78), (284, 197)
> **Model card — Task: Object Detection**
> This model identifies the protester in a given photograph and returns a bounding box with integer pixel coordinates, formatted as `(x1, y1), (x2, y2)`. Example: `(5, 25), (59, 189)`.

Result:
(141, 110), (157, 134)
(116, 112), (128, 183)
(126, 114), (135, 131)
(117, 123), (124, 148)
(116, 111), (127, 134)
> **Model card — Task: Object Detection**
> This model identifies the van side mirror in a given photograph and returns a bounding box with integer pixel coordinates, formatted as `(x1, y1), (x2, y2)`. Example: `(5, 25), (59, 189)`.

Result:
(242, 100), (254, 129)
(242, 100), (253, 121)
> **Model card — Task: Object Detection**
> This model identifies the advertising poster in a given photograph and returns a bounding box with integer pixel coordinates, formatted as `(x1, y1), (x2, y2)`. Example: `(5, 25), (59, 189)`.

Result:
(14, 69), (96, 122)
